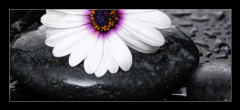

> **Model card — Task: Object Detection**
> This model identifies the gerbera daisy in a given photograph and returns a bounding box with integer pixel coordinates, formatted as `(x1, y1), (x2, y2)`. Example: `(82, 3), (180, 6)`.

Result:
(40, 9), (171, 77)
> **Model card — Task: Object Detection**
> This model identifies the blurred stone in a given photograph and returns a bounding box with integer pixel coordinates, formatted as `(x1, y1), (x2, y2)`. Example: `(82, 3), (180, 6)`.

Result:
(187, 61), (231, 101)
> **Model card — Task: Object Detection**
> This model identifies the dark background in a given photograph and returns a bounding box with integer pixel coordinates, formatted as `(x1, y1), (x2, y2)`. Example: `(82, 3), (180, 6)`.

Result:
(9, 9), (231, 101)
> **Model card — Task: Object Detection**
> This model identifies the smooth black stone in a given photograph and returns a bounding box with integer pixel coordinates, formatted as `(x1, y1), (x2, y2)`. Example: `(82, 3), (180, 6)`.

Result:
(187, 62), (231, 101)
(10, 25), (199, 101)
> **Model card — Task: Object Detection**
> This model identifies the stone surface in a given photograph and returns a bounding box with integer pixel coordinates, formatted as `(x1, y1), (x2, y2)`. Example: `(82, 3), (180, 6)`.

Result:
(10, 25), (199, 101)
(187, 62), (231, 101)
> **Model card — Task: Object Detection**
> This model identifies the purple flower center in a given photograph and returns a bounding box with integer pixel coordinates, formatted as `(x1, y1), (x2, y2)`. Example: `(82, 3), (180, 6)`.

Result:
(91, 10), (119, 33)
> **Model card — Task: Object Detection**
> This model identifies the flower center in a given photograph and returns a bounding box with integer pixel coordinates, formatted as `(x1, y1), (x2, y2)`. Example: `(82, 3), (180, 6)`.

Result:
(91, 10), (119, 33)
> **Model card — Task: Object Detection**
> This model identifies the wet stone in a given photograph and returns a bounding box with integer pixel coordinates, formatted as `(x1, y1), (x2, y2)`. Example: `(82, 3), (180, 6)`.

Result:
(10, 25), (199, 101)
(187, 61), (231, 101)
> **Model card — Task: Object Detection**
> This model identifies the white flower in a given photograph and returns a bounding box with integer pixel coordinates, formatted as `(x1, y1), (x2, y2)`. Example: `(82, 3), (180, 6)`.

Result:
(40, 9), (171, 77)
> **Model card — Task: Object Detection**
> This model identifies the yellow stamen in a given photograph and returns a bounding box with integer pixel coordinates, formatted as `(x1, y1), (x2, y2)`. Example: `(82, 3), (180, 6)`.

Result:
(91, 10), (95, 14)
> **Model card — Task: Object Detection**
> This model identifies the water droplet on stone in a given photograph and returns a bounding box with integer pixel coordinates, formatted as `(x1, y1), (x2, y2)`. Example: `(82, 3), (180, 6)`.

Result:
(212, 11), (225, 20)
(204, 30), (216, 38)
(212, 30), (221, 35)
(205, 52), (212, 57)
(225, 30), (230, 34)
(62, 78), (67, 83)
(215, 54), (228, 59)
(189, 27), (198, 37)
(214, 39), (224, 48)
(171, 10), (191, 17)
(178, 21), (193, 27)
(194, 40), (209, 49)
(190, 15), (209, 21)
(68, 96), (73, 99)
(220, 45), (230, 54)
(204, 59), (210, 63)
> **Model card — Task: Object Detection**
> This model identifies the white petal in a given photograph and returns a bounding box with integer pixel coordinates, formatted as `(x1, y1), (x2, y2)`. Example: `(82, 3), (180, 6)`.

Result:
(45, 26), (86, 47)
(121, 9), (155, 14)
(46, 9), (65, 15)
(121, 20), (165, 46)
(124, 10), (171, 29)
(84, 38), (104, 74)
(109, 32), (132, 71)
(54, 9), (90, 15)
(95, 57), (108, 77)
(69, 31), (99, 67)
(52, 30), (90, 57)
(41, 13), (90, 28)
(116, 27), (160, 53)
(104, 34), (119, 73)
